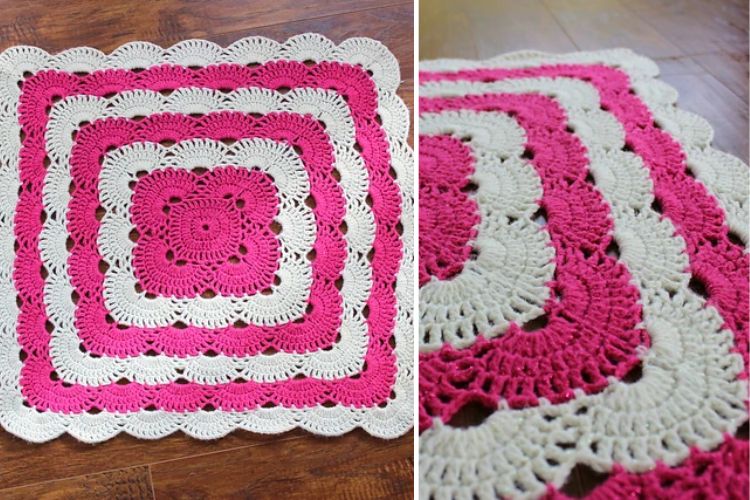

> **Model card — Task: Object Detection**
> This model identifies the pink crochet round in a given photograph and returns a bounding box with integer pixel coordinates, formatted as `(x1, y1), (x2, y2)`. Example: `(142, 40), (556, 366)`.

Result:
(418, 92), (648, 430)
(68, 112), (345, 358)
(132, 166), (281, 298)
(14, 61), (402, 414)
(546, 436), (749, 499)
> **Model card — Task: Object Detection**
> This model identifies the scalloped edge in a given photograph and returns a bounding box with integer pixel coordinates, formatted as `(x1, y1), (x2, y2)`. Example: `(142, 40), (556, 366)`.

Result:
(418, 110), (554, 352)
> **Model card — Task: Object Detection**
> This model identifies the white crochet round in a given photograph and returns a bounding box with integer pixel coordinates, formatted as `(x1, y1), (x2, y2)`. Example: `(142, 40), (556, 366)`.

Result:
(419, 49), (748, 499)
(419, 110), (554, 351)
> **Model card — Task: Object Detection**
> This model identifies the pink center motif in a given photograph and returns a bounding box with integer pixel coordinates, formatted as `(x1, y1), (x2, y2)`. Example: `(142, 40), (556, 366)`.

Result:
(131, 166), (280, 298)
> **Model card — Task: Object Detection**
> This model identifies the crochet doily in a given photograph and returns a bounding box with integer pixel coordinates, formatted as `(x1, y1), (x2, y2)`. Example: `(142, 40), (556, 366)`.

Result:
(0, 34), (414, 443)
(419, 49), (748, 499)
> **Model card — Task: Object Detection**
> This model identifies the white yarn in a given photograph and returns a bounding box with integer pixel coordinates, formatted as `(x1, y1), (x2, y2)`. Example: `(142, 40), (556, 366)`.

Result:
(419, 110), (554, 351)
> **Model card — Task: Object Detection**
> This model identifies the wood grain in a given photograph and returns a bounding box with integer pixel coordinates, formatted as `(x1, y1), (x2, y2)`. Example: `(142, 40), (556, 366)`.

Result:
(150, 430), (413, 499)
(0, 0), (414, 498)
(660, 71), (749, 161)
(470, 0), (578, 58)
(621, 0), (748, 55)
(542, 0), (683, 57)
(419, 0), (477, 60)
(1, 431), (302, 489)
(691, 51), (749, 101)
(0, 0), (406, 53)
(2, 466), (154, 500)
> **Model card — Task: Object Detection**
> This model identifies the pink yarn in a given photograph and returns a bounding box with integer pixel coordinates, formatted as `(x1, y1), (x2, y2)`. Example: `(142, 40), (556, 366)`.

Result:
(418, 93), (648, 430)
(14, 62), (401, 413)
(68, 113), (345, 358)
(132, 166), (281, 298)
(419, 135), (479, 285)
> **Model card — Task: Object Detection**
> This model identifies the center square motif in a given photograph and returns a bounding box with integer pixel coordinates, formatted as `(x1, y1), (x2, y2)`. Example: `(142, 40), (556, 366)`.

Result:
(131, 165), (281, 299)
(6, 39), (410, 439)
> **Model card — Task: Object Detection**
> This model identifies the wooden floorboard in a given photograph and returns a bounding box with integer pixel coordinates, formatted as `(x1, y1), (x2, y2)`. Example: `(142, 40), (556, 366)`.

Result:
(0, 0), (407, 52)
(2, 466), (154, 500)
(661, 70), (749, 160)
(542, 0), (684, 57)
(470, 0), (578, 58)
(149, 430), (413, 499)
(0, 0), (414, 498)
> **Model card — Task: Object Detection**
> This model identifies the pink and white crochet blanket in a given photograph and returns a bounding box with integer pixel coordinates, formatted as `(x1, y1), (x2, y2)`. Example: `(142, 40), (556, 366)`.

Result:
(418, 49), (748, 499)
(0, 35), (413, 442)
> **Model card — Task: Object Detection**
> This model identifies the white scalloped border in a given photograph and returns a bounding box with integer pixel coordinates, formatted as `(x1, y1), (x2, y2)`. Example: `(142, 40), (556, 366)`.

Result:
(419, 51), (747, 499)
(0, 34), (413, 442)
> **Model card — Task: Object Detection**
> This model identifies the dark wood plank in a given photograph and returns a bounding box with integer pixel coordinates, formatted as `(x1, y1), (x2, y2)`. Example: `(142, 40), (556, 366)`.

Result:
(0, 466), (154, 500)
(542, 0), (684, 58)
(150, 430), (413, 499)
(0, 430), (308, 489)
(0, 0), (409, 53)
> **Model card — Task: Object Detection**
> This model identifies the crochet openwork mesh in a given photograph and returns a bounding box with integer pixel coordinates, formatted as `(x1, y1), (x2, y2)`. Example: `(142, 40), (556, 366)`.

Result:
(0, 34), (413, 442)
(418, 49), (749, 499)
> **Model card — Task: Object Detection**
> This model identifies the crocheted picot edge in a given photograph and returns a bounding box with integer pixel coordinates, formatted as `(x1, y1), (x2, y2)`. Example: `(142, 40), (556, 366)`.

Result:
(418, 49), (748, 499)
(0, 34), (414, 443)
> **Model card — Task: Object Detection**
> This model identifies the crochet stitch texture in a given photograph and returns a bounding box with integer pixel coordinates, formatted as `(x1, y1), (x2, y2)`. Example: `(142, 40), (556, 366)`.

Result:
(419, 49), (749, 499)
(0, 34), (413, 442)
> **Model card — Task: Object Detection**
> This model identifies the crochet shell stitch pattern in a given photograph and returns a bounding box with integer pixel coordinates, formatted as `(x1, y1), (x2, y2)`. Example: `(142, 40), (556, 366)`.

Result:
(0, 34), (414, 443)
(418, 49), (749, 499)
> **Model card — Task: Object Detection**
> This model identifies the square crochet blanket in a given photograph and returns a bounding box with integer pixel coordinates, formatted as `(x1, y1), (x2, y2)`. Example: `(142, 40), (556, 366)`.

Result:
(418, 49), (748, 499)
(0, 34), (413, 443)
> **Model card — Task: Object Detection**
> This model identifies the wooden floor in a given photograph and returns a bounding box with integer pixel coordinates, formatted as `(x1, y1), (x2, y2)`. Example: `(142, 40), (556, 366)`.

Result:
(420, 0), (749, 163)
(419, 0), (748, 497)
(0, 1), (414, 499)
